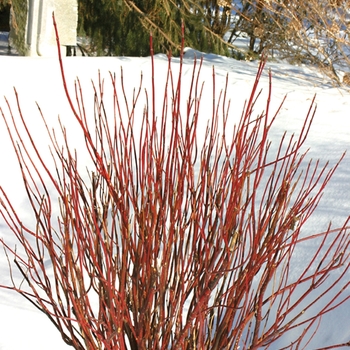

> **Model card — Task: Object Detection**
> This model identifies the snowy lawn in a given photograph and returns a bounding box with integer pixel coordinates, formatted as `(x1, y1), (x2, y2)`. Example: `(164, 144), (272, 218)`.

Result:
(0, 43), (349, 348)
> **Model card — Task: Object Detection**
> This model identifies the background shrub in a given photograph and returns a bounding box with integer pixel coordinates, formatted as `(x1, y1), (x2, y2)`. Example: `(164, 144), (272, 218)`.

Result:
(3, 0), (350, 83)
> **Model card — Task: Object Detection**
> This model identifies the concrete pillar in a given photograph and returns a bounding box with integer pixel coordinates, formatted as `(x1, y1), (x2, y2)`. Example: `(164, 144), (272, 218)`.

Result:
(25, 0), (78, 57)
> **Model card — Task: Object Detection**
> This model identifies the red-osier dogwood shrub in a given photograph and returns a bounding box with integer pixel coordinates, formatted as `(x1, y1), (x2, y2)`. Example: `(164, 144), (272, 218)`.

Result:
(0, 20), (350, 350)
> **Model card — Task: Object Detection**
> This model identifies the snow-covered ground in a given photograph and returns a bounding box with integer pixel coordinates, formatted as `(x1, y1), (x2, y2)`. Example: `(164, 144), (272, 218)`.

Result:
(0, 32), (349, 349)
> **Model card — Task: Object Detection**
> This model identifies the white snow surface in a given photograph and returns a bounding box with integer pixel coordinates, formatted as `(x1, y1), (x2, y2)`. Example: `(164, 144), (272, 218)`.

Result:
(0, 38), (350, 348)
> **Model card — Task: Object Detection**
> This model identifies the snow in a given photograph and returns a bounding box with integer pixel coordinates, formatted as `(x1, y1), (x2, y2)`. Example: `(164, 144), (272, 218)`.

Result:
(0, 34), (349, 349)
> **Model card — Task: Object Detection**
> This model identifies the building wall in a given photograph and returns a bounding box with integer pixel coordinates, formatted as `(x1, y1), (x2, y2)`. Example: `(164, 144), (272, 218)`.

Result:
(8, 0), (78, 56)
(27, 0), (78, 56)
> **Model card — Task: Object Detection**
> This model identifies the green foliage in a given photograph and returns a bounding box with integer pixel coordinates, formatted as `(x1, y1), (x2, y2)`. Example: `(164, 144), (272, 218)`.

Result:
(199, 0), (232, 37)
(77, 0), (236, 56)
(0, 0), (11, 10)
(8, 0), (27, 55)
